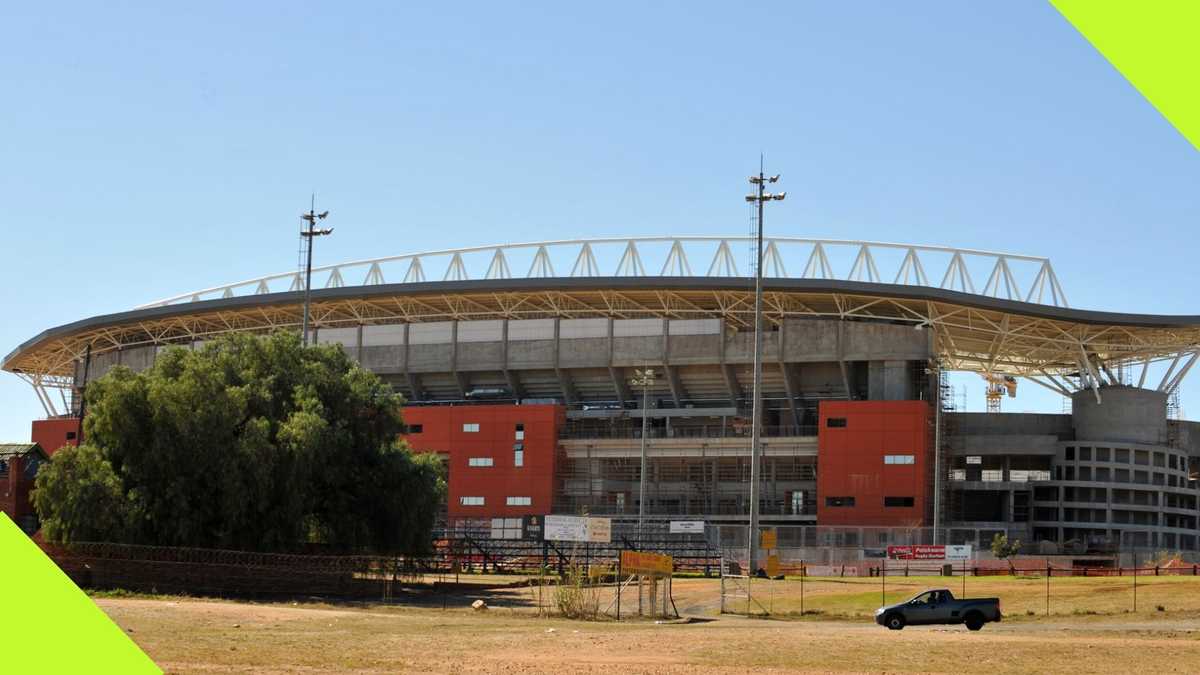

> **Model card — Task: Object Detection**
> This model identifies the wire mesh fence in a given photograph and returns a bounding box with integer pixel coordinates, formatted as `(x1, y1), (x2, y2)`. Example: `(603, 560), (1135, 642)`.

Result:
(39, 524), (1200, 617)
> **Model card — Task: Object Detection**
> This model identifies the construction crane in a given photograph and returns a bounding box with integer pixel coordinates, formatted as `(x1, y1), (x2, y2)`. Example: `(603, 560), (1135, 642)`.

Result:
(981, 373), (1017, 413)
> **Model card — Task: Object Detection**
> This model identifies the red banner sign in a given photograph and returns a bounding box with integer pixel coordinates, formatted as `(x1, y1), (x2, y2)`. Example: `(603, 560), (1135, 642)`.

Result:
(886, 545), (971, 560)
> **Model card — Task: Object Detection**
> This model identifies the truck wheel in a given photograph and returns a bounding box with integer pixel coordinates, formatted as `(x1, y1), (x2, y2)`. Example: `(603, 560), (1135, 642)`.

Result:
(885, 613), (905, 630)
(964, 613), (984, 631)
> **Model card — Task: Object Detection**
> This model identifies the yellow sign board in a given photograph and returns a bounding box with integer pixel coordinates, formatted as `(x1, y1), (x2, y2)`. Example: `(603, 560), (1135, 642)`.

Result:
(760, 529), (777, 549)
(620, 550), (673, 576)
(765, 554), (780, 577)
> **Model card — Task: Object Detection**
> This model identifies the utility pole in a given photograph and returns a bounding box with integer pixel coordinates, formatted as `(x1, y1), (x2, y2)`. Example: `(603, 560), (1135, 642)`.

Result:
(299, 196), (332, 346)
(631, 368), (656, 546)
(744, 159), (785, 574)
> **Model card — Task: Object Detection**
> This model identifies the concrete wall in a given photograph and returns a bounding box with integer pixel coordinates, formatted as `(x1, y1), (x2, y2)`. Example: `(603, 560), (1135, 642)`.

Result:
(949, 412), (1073, 438)
(1072, 386), (1168, 445)
(70, 317), (934, 405)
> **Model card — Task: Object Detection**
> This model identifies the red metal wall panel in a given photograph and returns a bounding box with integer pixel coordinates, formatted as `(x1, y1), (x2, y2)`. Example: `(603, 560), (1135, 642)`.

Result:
(31, 418), (81, 454)
(400, 404), (563, 521)
(817, 400), (929, 527)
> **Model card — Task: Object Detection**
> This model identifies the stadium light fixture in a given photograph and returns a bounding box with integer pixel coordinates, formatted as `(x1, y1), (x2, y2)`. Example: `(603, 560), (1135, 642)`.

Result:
(300, 197), (332, 347)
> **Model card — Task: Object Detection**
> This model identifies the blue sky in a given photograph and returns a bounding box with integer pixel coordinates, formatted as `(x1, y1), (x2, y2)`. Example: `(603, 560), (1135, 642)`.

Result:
(2, 1), (1197, 440)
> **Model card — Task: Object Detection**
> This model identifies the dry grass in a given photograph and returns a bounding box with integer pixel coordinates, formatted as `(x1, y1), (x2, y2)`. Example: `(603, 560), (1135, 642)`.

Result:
(670, 573), (1200, 620)
(97, 576), (1200, 674)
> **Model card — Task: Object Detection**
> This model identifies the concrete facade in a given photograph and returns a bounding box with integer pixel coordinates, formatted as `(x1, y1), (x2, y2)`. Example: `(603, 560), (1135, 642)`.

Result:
(946, 385), (1200, 553)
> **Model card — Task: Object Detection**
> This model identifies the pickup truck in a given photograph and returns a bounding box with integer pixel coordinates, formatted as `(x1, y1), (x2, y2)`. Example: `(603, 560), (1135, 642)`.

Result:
(875, 589), (1001, 631)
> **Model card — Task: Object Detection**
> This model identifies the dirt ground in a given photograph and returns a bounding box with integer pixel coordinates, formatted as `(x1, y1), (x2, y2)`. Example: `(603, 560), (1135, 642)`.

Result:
(99, 576), (1200, 674)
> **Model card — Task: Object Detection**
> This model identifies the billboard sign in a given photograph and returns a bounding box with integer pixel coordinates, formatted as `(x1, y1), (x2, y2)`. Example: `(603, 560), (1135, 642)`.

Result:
(669, 520), (705, 534)
(886, 544), (973, 561)
(543, 515), (612, 543)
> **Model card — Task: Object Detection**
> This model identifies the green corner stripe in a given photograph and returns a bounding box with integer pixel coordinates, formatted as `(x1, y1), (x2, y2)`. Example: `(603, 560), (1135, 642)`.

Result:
(0, 515), (159, 673)
(1051, 0), (1200, 151)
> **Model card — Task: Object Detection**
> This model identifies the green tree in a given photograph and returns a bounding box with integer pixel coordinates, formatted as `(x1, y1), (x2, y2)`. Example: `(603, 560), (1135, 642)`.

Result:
(990, 533), (1022, 569)
(33, 331), (441, 554)
(32, 444), (130, 544)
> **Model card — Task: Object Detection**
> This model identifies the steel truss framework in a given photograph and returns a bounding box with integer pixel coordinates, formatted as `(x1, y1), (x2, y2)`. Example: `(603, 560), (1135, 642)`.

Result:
(8, 279), (1200, 417)
(138, 237), (1070, 309)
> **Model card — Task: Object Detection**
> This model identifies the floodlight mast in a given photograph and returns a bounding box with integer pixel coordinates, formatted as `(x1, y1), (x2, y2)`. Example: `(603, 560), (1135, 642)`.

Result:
(631, 368), (656, 546)
(299, 196), (332, 347)
(744, 160), (785, 575)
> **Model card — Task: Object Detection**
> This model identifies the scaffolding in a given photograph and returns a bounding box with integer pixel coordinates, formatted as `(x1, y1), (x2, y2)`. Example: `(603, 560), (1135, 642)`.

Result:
(936, 365), (957, 540)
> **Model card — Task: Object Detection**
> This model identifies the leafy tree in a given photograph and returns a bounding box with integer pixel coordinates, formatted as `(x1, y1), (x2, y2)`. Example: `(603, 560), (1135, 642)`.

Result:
(990, 533), (1022, 568)
(32, 444), (130, 544)
(33, 331), (442, 554)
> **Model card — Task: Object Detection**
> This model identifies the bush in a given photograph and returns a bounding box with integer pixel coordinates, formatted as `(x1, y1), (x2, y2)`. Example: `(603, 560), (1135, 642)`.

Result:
(554, 567), (602, 620)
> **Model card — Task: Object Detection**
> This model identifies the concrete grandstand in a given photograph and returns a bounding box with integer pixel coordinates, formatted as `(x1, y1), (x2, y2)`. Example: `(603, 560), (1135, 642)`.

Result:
(6, 236), (1200, 555)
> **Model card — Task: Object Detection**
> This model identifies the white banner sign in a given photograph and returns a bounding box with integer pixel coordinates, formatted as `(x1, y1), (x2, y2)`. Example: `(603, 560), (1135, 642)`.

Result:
(543, 515), (612, 543)
(670, 520), (706, 534)
(945, 544), (973, 561)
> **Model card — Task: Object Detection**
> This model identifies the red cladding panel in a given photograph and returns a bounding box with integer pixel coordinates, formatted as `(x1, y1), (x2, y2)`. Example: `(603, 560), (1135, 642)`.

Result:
(817, 400), (930, 527)
(31, 418), (81, 455)
(400, 404), (563, 520)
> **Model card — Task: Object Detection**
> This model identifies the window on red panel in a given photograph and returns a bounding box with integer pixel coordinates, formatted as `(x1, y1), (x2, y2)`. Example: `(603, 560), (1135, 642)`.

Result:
(826, 418), (847, 428)
(404, 424), (423, 434)
(825, 496), (855, 507)
(884, 496), (915, 507)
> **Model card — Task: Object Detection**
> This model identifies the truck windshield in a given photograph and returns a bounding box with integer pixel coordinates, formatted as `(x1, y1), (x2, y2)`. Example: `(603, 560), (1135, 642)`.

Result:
(909, 591), (944, 604)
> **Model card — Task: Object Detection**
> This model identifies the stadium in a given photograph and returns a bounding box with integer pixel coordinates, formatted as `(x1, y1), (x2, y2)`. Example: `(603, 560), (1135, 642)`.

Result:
(7, 236), (1200, 559)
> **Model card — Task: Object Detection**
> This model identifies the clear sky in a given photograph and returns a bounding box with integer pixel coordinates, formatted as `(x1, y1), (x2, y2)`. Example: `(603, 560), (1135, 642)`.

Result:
(2, 1), (1197, 440)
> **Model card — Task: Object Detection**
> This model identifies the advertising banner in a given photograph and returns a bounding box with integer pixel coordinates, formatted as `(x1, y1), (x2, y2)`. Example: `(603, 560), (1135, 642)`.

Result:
(543, 515), (612, 543)
(886, 544), (973, 561)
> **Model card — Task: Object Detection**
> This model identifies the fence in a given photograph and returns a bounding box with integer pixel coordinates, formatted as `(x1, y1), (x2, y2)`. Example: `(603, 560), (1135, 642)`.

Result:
(40, 526), (1200, 615)
(41, 541), (429, 599)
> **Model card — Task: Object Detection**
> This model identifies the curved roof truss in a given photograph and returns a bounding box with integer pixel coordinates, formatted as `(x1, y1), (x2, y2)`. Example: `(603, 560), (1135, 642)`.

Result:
(137, 237), (1070, 309)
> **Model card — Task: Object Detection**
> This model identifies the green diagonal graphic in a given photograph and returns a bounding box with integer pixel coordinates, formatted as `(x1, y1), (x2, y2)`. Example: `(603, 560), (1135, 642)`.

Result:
(1051, 0), (1200, 151)
(0, 514), (159, 673)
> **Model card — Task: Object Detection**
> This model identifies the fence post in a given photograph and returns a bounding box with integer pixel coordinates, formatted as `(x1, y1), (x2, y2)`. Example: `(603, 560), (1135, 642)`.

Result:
(1133, 551), (1138, 613)
(800, 559), (805, 616)
(1045, 564), (1050, 616)
(616, 548), (622, 621)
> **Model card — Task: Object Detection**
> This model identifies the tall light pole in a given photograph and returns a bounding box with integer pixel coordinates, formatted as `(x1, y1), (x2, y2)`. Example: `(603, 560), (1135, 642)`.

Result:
(300, 197), (332, 347)
(744, 161), (785, 574)
(631, 368), (656, 546)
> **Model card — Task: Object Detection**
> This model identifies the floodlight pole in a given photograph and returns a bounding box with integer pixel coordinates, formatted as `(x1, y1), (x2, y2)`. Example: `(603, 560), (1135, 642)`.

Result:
(744, 160), (785, 575)
(300, 196), (332, 346)
(632, 368), (656, 546)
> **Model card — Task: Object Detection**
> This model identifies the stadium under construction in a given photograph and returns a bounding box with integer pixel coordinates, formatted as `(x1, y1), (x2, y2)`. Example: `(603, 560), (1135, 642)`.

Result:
(7, 236), (1200, 558)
